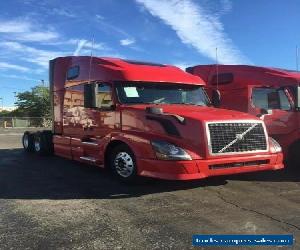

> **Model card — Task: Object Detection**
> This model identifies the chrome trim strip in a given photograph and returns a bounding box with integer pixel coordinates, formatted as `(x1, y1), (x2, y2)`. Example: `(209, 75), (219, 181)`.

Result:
(205, 120), (269, 156)
(72, 138), (81, 141)
(81, 141), (98, 146)
(80, 156), (97, 162)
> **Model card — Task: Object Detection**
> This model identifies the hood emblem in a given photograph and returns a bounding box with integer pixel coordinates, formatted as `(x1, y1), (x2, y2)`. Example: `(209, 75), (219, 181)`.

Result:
(235, 133), (244, 141)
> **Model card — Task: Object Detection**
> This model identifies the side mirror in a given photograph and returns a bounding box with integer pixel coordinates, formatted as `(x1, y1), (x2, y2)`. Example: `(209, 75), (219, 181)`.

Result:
(108, 104), (116, 111)
(257, 108), (272, 117)
(296, 86), (300, 110)
(145, 107), (164, 114)
(84, 83), (96, 108)
(211, 89), (221, 108)
(95, 104), (116, 111)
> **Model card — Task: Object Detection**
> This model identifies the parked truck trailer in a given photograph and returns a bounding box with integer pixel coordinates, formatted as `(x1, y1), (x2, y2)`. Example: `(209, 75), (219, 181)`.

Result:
(187, 64), (300, 167)
(22, 57), (283, 182)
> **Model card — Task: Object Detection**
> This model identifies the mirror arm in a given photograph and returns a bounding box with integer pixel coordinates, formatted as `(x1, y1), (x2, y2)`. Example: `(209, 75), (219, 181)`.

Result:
(296, 86), (300, 109)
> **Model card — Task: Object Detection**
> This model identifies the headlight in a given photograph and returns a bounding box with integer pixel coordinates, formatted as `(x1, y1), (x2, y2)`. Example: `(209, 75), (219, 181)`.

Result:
(269, 137), (282, 153)
(151, 140), (192, 160)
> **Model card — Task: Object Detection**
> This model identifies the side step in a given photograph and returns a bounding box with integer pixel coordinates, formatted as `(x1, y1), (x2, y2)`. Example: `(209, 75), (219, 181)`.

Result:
(81, 141), (98, 146)
(79, 156), (97, 162)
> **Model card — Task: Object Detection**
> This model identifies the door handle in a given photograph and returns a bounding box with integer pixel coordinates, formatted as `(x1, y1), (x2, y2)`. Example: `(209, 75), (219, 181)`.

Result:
(83, 127), (94, 131)
(81, 138), (98, 146)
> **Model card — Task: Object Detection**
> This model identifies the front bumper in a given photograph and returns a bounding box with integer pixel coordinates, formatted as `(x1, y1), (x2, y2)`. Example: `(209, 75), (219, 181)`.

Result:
(137, 153), (284, 180)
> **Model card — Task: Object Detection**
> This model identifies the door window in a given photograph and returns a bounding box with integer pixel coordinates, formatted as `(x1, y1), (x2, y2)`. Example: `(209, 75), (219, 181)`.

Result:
(96, 83), (113, 109)
(252, 88), (291, 111)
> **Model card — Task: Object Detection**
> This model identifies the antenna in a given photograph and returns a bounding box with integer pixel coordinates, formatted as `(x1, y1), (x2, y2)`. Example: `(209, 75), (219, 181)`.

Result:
(87, 37), (95, 85)
(211, 47), (221, 108)
(297, 45), (299, 72)
(216, 47), (219, 90)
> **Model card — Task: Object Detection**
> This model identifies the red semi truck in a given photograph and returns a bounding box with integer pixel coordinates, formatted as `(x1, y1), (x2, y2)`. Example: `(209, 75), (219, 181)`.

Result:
(22, 57), (283, 182)
(186, 64), (300, 166)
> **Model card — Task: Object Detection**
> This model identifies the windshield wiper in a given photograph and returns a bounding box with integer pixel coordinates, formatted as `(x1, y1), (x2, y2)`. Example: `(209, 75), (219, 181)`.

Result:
(170, 102), (206, 106)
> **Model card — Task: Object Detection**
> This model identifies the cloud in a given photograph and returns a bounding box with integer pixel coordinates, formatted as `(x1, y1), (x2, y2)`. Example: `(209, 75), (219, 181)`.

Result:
(0, 19), (59, 42)
(0, 39), (116, 69)
(71, 39), (110, 55)
(220, 0), (232, 15)
(0, 41), (63, 68)
(51, 8), (76, 18)
(173, 62), (192, 70)
(69, 39), (107, 50)
(120, 38), (135, 46)
(95, 15), (135, 41)
(0, 19), (114, 71)
(0, 20), (31, 33)
(0, 17), (120, 75)
(14, 31), (59, 42)
(73, 40), (88, 56)
(0, 73), (37, 81)
(136, 0), (250, 64)
(0, 61), (30, 72)
(94, 15), (138, 51)
(95, 14), (105, 20)
(174, 61), (206, 70)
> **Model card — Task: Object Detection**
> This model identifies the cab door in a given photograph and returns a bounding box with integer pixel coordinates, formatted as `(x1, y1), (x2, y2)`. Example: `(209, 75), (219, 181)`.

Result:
(79, 82), (118, 166)
(249, 87), (297, 141)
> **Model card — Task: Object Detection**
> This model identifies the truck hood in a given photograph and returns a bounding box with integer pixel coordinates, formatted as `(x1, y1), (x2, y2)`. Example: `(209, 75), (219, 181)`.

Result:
(122, 104), (259, 122)
(120, 104), (264, 159)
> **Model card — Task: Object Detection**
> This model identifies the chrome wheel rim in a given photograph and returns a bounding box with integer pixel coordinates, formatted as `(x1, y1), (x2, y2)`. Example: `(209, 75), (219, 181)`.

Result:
(23, 135), (29, 148)
(34, 137), (41, 152)
(114, 152), (134, 178)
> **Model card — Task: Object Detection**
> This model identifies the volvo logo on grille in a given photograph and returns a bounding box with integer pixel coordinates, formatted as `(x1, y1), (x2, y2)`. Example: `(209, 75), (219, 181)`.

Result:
(235, 133), (244, 141)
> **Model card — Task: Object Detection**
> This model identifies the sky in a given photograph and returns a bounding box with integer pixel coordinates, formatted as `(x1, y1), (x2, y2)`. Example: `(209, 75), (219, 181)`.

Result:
(0, 0), (299, 107)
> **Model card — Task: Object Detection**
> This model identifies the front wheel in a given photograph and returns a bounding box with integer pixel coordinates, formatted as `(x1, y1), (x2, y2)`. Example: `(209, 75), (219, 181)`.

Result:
(109, 144), (138, 183)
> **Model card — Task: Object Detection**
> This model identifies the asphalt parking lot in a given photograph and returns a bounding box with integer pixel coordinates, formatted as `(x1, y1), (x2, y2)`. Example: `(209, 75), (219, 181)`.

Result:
(0, 128), (299, 249)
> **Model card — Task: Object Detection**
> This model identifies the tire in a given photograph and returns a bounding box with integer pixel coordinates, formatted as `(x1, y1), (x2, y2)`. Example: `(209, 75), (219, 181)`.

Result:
(288, 142), (300, 172)
(33, 131), (51, 156)
(109, 144), (139, 183)
(43, 130), (54, 155)
(22, 131), (34, 152)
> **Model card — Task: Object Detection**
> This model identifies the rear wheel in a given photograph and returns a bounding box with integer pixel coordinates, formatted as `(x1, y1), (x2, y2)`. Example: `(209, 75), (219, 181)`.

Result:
(22, 132), (34, 152)
(34, 131), (53, 155)
(109, 144), (139, 183)
(43, 130), (54, 155)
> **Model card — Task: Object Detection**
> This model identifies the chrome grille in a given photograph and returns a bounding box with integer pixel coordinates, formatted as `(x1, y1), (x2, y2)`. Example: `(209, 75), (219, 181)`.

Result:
(207, 122), (267, 155)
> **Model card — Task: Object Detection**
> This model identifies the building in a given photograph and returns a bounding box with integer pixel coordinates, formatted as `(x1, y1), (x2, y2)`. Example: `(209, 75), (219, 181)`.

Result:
(0, 106), (17, 112)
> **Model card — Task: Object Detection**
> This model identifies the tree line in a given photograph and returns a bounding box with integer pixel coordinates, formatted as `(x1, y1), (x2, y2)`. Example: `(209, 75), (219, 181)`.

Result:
(0, 85), (50, 118)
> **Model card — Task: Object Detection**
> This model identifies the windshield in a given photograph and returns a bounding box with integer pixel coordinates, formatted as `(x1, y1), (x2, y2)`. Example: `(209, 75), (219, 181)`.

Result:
(252, 87), (291, 110)
(115, 82), (210, 106)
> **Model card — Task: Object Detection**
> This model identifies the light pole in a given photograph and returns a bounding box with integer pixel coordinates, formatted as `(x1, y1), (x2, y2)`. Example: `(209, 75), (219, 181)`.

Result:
(0, 97), (3, 111)
(13, 92), (17, 106)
